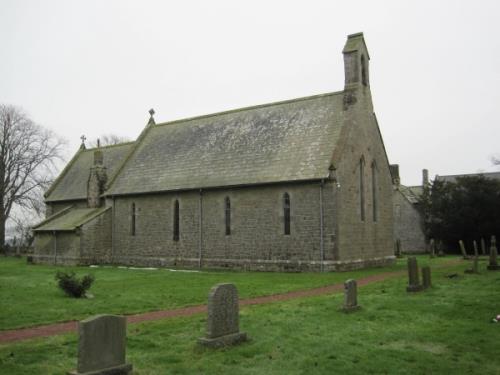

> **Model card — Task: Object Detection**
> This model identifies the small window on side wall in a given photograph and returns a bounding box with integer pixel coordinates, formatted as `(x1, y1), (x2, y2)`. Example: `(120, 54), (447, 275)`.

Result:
(371, 161), (378, 222)
(225, 197), (231, 235)
(360, 158), (365, 221)
(283, 193), (291, 235)
(173, 200), (179, 241)
(130, 203), (136, 236)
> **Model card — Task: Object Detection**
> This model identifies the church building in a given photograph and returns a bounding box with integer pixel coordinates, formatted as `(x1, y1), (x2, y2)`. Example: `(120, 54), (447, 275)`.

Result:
(33, 33), (395, 271)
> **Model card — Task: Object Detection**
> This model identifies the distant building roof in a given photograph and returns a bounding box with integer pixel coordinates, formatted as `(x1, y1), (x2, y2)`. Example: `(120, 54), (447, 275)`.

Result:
(398, 185), (423, 204)
(435, 171), (500, 184)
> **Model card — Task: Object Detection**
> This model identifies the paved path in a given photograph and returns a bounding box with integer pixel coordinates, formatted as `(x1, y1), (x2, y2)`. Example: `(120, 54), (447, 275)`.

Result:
(0, 260), (463, 344)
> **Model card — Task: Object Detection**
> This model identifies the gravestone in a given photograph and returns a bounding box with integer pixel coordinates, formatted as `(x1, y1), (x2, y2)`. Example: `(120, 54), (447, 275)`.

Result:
(487, 236), (500, 271)
(395, 239), (402, 258)
(429, 239), (436, 258)
(198, 283), (247, 348)
(406, 257), (423, 292)
(466, 241), (480, 274)
(69, 314), (132, 375)
(421, 266), (432, 289)
(342, 279), (361, 312)
(481, 238), (486, 256)
(459, 240), (468, 259)
(437, 240), (445, 257)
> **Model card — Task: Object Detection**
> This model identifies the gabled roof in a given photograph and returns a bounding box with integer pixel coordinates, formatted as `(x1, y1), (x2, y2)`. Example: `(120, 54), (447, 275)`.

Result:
(398, 185), (423, 204)
(45, 142), (134, 202)
(106, 91), (347, 196)
(435, 172), (500, 184)
(33, 207), (110, 232)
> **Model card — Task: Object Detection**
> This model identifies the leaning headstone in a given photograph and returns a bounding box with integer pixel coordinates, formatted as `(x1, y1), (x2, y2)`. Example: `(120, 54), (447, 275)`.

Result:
(342, 279), (361, 312)
(458, 240), (468, 259)
(481, 238), (486, 256)
(69, 314), (132, 375)
(406, 257), (423, 292)
(198, 283), (247, 348)
(429, 239), (436, 258)
(395, 239), (402, 258)
(487, 236), (500, 271)
(473, 241), (479, 257)
(465, 241), (480, 274)
(422, 266), (432, 289)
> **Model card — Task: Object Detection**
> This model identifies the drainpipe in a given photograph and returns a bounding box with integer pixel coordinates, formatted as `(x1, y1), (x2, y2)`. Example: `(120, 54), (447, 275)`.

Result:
(111, 195), (115, 262)
(198, 189), (203, 269)
(53, 230), (57, 265)
(319, 179), (325, 272)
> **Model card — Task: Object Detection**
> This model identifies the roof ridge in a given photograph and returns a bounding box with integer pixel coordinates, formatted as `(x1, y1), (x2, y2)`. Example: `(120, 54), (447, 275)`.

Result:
(84, 141), (135, 151)
(155, 91), (344, 128)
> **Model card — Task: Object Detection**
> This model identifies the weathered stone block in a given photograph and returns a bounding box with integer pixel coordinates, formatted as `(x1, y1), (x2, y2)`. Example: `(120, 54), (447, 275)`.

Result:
(406, 256), (423, 292)
(342, 279), (361, 312)
(69, 314), (132, 375)
(198, 283), (247, 348)
(422, 266), (431, 289)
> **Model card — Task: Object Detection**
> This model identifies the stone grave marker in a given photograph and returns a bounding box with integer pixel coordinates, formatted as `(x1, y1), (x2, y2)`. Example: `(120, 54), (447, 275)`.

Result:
(342, 279), (361, 312)
(466, 241), (480, 274)
(481, 238), (486, 256)
(69, 314), (132, 375)
(422, 266), (432, 289)
(487, 236), (500, 271)
(198, 283), (247, 348)
(459, 240), (468, 259)
(429, 238), (436, 258)
(406, 257), (423, 292)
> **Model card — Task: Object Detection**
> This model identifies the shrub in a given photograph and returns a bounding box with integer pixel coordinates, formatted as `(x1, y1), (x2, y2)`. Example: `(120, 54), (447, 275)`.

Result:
(55, 271), (94, 298)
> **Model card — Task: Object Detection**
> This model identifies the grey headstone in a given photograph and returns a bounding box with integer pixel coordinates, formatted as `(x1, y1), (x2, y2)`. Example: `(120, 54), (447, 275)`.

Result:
(422, 266), (432, 289)
(481, 238), (486, 256)
(429, 238), (436, 258)
(459, 240), (468, 259)
(198, 283), (247, 348)
(406, 257), (423, 292)
(473, 241), (479, 257)
(487, 235), (500, 271)
(342, 279), (361, 312)
(69, 315), (132, 375)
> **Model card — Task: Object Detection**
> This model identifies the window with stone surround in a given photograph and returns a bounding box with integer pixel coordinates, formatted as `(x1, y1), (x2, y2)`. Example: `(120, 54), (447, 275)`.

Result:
(360, 157), (365, 221)
(173, 200), (179, 241)
(371, 160), (378, 222)
(225, 197), (231, 235)
(130, 203), (136, 236)
(283, 192), (291, 235)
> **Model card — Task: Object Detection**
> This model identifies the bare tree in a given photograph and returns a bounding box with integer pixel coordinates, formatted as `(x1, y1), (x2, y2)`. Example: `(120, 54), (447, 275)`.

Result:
(0, 104), (65, 252)
(88, 134), (130, 148)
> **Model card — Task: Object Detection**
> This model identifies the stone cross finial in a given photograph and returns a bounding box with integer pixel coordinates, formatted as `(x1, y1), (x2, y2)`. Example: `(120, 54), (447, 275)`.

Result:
(149, 108), (155, 116)
(80, 135), (87, 150)
(97, 138), (100, 148)
(147, 108), (156, 126)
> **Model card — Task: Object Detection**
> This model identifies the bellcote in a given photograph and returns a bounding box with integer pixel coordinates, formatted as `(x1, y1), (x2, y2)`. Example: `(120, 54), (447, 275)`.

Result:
(343, 32), (370, 90)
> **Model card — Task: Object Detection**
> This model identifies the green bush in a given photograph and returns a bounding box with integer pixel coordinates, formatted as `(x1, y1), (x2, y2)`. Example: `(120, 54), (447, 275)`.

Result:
(55, 271), (94, 298)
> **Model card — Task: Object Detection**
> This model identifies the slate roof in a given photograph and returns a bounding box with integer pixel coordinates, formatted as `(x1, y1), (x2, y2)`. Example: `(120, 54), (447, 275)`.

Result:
(435, 172), (500, 184)
(33, 207), (110, 232)
(45, 143), (134, 202)
(107, 92), (346, 196)
(398, 185), (423, 204)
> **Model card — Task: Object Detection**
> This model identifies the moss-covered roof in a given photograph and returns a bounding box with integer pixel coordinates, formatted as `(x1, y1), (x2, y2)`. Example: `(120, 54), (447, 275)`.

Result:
(33, 207), (110, 232)
(106, 91), (346, 195)
(45, 143), (134, 202)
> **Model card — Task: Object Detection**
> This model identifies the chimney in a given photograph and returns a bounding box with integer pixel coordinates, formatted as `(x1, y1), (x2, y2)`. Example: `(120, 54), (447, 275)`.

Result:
(87, 148), (107, 208)
(389, 164), (400, 186)
(422, 169), (429, 187)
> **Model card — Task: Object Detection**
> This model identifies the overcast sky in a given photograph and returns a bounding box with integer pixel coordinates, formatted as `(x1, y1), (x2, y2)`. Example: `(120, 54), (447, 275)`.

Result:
(1, 0), (499, 186)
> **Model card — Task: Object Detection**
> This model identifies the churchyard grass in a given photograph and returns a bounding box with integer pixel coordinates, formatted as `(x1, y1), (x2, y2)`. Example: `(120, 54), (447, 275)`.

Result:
(1, 259), (499, 374)
(1, 256), (454, 330)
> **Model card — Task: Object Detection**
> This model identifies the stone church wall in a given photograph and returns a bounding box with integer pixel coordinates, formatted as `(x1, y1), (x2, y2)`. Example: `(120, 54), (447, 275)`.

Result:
(32, 232), (81, 265)
(393, 190), (426, 253)
(111, 182), (336, 271)
(334, 87), (395, 268)
(80, 209), (113, 264)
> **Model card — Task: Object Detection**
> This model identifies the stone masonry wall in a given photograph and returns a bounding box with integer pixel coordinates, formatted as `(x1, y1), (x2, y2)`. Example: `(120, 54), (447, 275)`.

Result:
(33, 231), (81, 265)
(335, 85), (395, 266)
(111, 182), (337, 271)
(80, 209), (113, 264)
(393, 190), (426, 253)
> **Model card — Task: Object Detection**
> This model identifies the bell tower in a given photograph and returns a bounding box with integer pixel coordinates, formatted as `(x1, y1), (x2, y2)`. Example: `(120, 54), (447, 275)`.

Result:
(343, 32), (370, 90)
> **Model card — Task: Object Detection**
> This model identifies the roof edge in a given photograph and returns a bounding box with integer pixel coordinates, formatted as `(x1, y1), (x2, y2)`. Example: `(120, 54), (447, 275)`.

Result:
(32, 205), (74, 230)
(44, 148), (84, 200)
(154, 90), (345, 128)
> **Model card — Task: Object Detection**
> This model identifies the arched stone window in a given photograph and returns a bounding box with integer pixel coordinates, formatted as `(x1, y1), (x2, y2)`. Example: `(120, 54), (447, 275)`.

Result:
(130, 203), (136, 236)
(283, 193), (291, 235)
(225, 197), (231, 235)
(371, 161), (378, 222)
(173, 200), (180, 241)
(360, 158), (365, 221)
(361, 54), (368, 86)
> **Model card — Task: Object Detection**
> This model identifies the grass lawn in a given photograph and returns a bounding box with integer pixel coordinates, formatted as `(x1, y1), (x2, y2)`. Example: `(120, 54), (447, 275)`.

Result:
(0, 256), (451, 330)
(0, 258), (498, 374)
